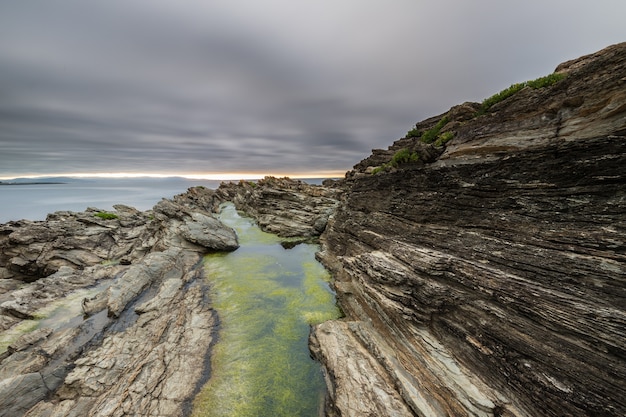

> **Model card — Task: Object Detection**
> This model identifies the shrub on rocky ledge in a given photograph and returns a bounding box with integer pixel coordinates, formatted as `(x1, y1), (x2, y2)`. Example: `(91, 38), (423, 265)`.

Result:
(419, 115), (450, 144)
(94, 212), (119, 220)
(372, 148), (419, 174)
(406, 127), (421, 138)
(477, 72), (566, 115)
(434, 131), (454, 147)
(390, 148), (419, 165)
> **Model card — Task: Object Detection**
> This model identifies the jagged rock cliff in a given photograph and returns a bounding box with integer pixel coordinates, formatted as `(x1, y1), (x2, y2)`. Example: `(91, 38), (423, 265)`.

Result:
(310, 43), (625, 416)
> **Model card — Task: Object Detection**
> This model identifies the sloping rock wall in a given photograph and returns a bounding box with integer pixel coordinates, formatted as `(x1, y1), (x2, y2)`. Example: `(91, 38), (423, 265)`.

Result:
(312, 43), (626, 416)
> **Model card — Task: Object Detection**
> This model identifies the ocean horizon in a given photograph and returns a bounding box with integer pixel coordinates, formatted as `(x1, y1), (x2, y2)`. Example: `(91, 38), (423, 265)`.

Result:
(0, 176), (330, 223)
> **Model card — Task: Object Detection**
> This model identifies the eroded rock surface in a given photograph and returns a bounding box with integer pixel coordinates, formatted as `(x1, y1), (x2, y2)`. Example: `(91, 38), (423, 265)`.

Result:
(0, 187), (236, 417)
(213, 176), (341, 238)
(312, 43), (626, 416)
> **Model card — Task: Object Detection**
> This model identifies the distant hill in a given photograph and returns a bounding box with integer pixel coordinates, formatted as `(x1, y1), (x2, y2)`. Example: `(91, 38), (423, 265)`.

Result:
(0, 176), (88, 185)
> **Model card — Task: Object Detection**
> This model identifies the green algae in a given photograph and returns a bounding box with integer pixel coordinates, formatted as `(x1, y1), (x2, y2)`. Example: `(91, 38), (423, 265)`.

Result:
(0, 281), (111, 354)
(192, 204), (340, 417)
(0, 320), (40, 354)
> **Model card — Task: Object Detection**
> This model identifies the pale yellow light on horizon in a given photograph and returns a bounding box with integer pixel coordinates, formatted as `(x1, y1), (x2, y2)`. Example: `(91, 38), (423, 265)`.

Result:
(0, 170), (347, 181)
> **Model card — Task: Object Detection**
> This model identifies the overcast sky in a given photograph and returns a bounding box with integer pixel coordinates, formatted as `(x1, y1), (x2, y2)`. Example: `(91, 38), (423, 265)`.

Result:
(1, 0), (624, 179)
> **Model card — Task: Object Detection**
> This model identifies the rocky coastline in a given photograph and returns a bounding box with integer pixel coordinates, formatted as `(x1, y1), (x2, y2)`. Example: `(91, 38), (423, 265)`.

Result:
(0, 188), (239, 417)
(0, 43), (624, 417)
(0, 178), (341, 417)
(200, 44), (626, 416)
(309, 43), (625, 416)
(212, 176), (342, 238)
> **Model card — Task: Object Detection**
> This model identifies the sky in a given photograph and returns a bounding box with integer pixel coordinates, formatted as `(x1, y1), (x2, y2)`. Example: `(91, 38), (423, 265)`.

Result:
(1, 0), (625, 180)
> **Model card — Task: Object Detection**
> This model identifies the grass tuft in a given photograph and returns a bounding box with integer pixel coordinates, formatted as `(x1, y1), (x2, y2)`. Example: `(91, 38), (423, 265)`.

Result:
(372, 148), (419, 174)
(94, 212), (118, 220)
(420, 116), (450, 144)
(477, 72), (566, 115)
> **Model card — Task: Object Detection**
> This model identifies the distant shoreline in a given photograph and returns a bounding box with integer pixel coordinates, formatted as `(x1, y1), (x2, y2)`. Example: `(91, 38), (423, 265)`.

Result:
(0, 182), (66, 186)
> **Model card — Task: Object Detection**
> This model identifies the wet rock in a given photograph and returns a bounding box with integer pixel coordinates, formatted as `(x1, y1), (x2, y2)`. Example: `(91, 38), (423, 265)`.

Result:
(81, 292), (108, 317)
(6, 328), (53, 354)
(35, 272), (217, 417)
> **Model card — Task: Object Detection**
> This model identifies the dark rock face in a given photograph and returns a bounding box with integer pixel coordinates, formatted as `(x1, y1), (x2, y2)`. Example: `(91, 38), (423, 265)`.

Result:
(213, 176), (341, 238)
(0, 187), (236, 417)
(312, 43), (626, 416)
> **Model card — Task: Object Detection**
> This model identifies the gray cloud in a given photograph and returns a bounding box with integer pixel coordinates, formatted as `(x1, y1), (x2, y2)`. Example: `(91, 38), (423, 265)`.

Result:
(1, 0), (625, 178)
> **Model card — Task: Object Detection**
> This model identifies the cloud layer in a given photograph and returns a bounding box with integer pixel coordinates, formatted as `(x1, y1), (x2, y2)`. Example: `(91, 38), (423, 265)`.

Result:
(1, 0), (625, 177)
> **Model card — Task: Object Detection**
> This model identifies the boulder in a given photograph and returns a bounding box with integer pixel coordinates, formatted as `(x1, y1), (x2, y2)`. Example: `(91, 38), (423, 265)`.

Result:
(181, 212), (239, 251)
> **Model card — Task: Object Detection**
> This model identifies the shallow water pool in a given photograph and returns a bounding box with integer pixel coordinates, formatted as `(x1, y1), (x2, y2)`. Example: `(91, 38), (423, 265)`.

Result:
(192, 204), (340, 417)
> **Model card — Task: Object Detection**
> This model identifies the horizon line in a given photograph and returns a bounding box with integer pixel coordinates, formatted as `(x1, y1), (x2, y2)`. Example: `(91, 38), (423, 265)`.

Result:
(0, 170), (347, 181)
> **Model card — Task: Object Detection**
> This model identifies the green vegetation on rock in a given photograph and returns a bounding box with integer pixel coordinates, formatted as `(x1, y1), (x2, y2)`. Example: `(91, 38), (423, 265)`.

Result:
(434, 131), (455, 147)
(406, 114), (453, 146)
(477, 72), (566, 115)
(402, 72), (565, 154)
(406, 127), (421, 138)
(94, 212), (118, 220)
(372, 148), (420, 174)
(390, 148), (419, 165)
(420, 115), (450, 144)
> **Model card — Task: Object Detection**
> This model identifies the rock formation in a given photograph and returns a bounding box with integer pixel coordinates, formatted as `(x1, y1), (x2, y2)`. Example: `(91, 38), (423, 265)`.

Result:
(310, 43), (626, 416)
(0, 187), (237, 417)
(213, 176), (341, 238)
(1, 43), (624, 417)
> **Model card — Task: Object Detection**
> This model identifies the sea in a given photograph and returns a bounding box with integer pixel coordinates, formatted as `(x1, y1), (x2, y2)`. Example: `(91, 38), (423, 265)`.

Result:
(0, 177), (327, 224)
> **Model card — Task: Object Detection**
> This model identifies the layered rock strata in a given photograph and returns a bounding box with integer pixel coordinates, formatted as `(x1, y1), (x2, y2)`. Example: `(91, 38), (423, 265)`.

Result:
(0, 187), (237, 417)
(213, 176), (341, 238)
(311, 43), (626, 416)
(0, 43), (624, 417)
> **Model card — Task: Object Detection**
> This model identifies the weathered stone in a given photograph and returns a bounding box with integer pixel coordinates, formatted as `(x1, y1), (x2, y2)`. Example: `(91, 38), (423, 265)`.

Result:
(181, 212), (239, 251)
(310, 321), (416, 417)
(0, 373), (50, 417)
(0, 186), (238, 417)
(47, 276), (216, 417)
(106, 248), (185, 317)
(7, 327), (53, 354)
(313, 42), (626, 417)
(213, 176), (341, 238)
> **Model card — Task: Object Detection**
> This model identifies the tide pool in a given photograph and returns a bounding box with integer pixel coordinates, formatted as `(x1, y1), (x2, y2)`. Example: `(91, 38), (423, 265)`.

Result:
(192, 204), (340, 417)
